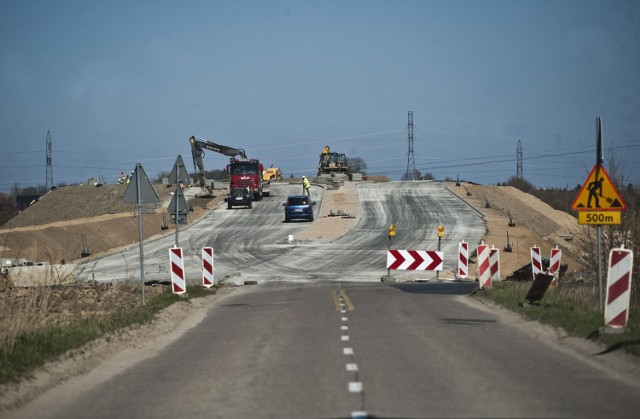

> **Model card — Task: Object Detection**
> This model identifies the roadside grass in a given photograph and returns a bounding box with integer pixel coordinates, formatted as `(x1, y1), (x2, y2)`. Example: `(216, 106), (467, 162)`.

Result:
(0, 284), (215, 385)
(472, 281), (640, 358)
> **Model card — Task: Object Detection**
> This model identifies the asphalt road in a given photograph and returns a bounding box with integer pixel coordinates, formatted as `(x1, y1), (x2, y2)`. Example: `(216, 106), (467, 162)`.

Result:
(25, 282), (640, 419)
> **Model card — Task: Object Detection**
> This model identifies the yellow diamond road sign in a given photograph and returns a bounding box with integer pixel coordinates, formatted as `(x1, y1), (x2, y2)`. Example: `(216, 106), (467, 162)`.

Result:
(571, 164), (626, 211)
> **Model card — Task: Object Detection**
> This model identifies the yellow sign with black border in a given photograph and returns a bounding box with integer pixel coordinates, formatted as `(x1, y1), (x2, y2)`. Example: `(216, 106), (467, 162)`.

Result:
(578, 211), (621, 225)
(571, 164), (626, 211)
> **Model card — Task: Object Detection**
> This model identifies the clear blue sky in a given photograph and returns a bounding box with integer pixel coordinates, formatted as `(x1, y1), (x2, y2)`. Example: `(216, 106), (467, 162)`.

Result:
(1, 0), (639, 192)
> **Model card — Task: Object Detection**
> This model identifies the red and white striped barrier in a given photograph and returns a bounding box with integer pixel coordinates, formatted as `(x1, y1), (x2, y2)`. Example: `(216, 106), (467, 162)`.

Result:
(169, 247), (186, 294)
(549, 246), (562, 288)
(489, 246), (500, 282)
(202, 247), (214, 288)
(604, 247), (634, 328)
(476, 242), (491, 289)
(387, 250), (443, 271)
(530, 246), (542, 281)
(458, 241), (468, 278)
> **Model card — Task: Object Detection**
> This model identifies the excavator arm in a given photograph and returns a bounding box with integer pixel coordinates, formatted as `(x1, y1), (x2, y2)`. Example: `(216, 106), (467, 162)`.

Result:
(189, 135), (247, 195)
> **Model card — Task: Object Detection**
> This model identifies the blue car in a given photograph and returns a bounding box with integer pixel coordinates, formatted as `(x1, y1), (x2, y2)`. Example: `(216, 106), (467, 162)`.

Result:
(283, 195), (316, 222)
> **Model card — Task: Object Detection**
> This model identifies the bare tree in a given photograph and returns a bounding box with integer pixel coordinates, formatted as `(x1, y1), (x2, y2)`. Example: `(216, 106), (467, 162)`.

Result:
(504, 176), (535, 193)
(347, 157), (367, 175)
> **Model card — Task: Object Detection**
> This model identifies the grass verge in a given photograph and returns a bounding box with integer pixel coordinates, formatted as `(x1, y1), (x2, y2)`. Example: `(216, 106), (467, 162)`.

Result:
(471, 281), (640, 358)
(0, 284), (215, 385)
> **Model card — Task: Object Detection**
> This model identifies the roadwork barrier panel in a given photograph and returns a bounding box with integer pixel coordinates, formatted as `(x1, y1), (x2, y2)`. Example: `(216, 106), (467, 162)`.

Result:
(386, 250), (443, 271)
(458, 241), (468, 278)
(476, 242), (491, 289)
(489, 246), (500, 282)
(530, 246), (542, 281)
(169, 247), (186, 294)
(604, 246), (634, 329)
(202, 247), (214, 288)
(549, 246), (562, 288)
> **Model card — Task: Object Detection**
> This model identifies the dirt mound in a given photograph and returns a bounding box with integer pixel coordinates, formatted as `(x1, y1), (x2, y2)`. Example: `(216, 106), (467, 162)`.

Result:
(0, 184), (223, 264)
(3, 184), (172, 229)
(447, 182), (586, 277)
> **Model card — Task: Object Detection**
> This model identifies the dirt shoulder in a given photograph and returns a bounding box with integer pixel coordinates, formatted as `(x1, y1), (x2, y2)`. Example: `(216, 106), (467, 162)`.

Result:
(0, 184), (226, 264)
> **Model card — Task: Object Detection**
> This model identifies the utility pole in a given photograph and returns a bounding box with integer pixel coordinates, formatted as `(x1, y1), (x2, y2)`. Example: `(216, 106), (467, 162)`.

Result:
(517, 140), (523, 179)
(595, 117), (604, 313)
(406, 111), (416, 180)
(46, 130), (53, 190)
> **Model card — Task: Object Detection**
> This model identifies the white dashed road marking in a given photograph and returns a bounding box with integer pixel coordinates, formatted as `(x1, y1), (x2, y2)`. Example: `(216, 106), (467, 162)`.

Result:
(349, 382), (363, 393)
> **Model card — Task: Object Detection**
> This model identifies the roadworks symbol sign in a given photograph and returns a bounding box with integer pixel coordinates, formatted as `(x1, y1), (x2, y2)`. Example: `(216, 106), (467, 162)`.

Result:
(571, 164), (626, 211)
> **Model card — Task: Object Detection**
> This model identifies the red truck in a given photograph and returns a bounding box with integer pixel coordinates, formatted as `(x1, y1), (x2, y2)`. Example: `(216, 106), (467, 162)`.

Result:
(189, 136), (270, 201)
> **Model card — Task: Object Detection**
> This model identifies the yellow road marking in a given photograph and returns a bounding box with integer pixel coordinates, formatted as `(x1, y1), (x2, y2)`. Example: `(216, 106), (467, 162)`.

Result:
(332, 289), (355, 311)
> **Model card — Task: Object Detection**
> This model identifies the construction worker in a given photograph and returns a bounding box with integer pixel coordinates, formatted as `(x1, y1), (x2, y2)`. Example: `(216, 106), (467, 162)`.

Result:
(302, 176), (311, 196)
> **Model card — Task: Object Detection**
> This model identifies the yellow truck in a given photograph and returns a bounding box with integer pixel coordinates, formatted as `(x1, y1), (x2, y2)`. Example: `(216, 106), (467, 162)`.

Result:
(262, 167), (282, 181)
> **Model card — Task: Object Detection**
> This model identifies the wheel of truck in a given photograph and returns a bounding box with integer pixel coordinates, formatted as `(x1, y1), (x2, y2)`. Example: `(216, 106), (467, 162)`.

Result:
(285, 217), (290, 223)
(248, 201), (252, 209)
(227, 203), (232, 210)
(309, 214), (314, 222)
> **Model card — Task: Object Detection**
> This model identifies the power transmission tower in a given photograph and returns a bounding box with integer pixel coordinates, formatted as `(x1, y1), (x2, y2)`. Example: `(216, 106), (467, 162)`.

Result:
(406, 111), (416, 180)
(46, 130), (53, 189)
(516, 140), (523, 179)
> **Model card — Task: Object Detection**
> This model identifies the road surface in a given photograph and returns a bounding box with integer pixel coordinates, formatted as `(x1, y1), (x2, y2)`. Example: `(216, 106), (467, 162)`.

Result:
(78, 181), (485, 284)
(13, 282), (640, 418)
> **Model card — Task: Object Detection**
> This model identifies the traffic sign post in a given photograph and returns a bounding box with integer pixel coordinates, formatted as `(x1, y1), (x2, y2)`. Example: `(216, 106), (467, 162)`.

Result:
(168, 155), (191, 248)
(122, 163), (159, 306)
(570, 118), (628, 312)
(386, 224), (395, 281)
(436, 226), (444, 280)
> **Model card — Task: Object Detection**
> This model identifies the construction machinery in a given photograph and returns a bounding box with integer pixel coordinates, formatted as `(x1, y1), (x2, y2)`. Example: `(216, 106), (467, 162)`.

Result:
(317, 145), (349, 176)
(189, 136), (269, 200)
(263, 167), (282, 181)
(81, 234), (91, 258)
(87, 176), (105, 186)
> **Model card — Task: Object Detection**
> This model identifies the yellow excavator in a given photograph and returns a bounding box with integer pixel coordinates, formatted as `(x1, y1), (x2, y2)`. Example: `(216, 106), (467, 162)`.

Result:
(317, 145), (348, 176)
(262, 167), (282, 181)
